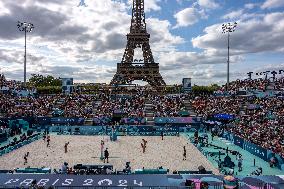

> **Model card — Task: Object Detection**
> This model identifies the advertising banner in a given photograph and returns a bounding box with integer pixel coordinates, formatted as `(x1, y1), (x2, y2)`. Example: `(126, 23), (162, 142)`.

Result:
(61, 78), (73, 86)
(50, 118), (84, 125)
(233, 135), (244, 148)
(182, 78), (192, 93)
(0, 174), (283, 188)
(213, 114), (235, 120)
(0, 174), (168, 187)
(243, 140), (267, 161)
(37, 117), (84, 126)
(155, 117), (196, 124)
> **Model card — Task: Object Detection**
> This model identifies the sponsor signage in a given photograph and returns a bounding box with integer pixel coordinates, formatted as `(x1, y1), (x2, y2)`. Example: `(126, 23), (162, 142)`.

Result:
(0, 174), (284, 188)
(0, 175), (167, 187)
(182, 78), (192, 92)
(37, 117), (84, 126)
(243, 140), (267, 161)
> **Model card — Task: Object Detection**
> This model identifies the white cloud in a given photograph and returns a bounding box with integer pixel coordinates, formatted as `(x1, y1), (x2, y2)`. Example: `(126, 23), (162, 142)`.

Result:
(147, 18), (184, 50)
(197, 0), (219, 9)
(222, 9), (244, 20)
(261, 0), (284, 9)
(127, 0), (161, 12)
(173, 7), (201, 28)
(192, 12), (284, 56)
(253, 63), (284, 72)
(222, 8), (264, 21)
(0, 1), (10, 16)
(145, 0), (161, 12)
(176, 0), (183, 5)
(244, 3), (258, 9)
(0, 0), (186, 84)
(173, 0), (219, 29)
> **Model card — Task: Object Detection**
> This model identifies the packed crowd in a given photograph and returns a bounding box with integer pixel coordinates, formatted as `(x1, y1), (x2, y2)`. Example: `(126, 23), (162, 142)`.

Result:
(1, 72), (284, 157)
(97, 93), (146, 118)
(0, 92), (185, 119)
(223, 77), (283, 92)
(192, 78), (284, 157)
(224, 78), (270, 91)
(273, 77), (284, 90)
(59, 95), (97, 118)
(0, 94), (99, 118)
(151, 95), (185, 117)
(0, 76), (187, 119)
(0, 74), (22, 90)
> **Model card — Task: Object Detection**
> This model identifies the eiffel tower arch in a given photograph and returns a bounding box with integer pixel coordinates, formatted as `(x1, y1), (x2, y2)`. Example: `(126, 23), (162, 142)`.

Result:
(110, 0), (166, 90)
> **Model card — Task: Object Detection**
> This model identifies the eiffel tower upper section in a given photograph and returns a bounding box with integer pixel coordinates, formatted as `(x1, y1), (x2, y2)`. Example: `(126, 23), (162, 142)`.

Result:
(110, 0), (166, 89)
(121, 0), (155, 64)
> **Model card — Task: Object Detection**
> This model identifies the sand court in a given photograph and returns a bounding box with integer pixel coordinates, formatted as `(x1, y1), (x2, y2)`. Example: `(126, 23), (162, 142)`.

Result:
(0, 135), (219, 174)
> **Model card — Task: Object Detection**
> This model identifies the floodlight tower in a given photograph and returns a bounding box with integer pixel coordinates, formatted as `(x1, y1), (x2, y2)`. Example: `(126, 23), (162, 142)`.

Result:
(17, 21), (34, 87)
(271, 71), (277, 81)
(247, 72), (253, 80)
(222, 22), (237, 91)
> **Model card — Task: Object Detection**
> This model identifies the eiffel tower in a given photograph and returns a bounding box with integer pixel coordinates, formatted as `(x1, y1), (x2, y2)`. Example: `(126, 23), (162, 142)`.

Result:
(110, 0), (166, 89)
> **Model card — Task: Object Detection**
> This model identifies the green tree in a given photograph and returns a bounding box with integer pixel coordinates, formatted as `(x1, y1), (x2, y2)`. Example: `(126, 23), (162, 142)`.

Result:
(29, 74), (61, 87)
(192, 84), (220, 95)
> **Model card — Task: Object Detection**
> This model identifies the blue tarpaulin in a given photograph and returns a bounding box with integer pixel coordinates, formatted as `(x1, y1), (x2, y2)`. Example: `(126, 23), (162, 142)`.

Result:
(213, 114), (235, 120)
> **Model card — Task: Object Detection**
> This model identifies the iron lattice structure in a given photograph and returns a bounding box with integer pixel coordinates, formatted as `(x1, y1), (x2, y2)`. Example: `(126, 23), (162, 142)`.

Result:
(110, 0), (166, 89)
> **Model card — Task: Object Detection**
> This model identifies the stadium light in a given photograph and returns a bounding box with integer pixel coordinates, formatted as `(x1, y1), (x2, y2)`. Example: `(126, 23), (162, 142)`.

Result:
(222, 22), (237, 91)
(17, 21), (34, 87)
(263, 71), (270, 80)
(270, 71), (277, 81)
(247, 72), (253, 80)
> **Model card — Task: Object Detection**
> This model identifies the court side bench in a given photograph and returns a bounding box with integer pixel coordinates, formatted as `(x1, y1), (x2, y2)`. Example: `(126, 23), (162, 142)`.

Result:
(73, 164), (113, 170)
(134, 168), (169, 174)
(177, 170), (213, 174)
(15, 167), (51, 174)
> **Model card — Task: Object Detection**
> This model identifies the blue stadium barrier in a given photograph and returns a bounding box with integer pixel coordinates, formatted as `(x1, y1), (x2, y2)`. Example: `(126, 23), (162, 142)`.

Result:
(154, 117), (203, 126)
(223, 132), (284, 171)
(37, 117), (85, 126)
(48, 125), (186, 136)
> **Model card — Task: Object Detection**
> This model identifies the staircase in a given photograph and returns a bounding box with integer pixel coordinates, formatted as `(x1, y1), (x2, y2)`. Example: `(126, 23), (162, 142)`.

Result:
(54, 98), (65, 109)
(93, 99), (101, 111)
(266, 81), (275, 90)
(183, 99), (197, 116)
(144, 99), (155, 125)
(49, 98), (65, 116)
(85, 99), (101, 125)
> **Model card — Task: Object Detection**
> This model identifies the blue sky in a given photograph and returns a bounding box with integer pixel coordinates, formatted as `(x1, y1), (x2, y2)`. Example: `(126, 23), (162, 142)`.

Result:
(0, 0), (284, 85)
